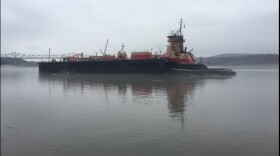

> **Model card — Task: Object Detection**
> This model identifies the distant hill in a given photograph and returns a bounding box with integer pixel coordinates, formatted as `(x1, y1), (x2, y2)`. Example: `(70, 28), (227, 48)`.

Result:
(1, 58), (38, 66)
(210, 53), (256, 58)
(199, 54), (279, 65)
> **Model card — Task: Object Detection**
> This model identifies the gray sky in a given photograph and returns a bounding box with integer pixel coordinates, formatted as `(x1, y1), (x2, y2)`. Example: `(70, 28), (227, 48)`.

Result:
(1, 0), (279, 57)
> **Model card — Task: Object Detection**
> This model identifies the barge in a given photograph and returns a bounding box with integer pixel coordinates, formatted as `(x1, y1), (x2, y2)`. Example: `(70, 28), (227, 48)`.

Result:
(39, 19), (236, 75)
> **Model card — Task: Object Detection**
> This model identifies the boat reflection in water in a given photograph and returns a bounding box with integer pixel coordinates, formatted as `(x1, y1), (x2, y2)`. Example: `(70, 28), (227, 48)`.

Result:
(38, 73), (233, 124)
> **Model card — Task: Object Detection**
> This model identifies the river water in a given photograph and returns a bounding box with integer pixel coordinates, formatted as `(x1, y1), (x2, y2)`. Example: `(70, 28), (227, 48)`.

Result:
(1, 65), (279, 156)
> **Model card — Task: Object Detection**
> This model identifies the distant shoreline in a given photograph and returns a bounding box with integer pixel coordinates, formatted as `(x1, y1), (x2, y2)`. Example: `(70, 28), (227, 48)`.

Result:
(1, 58), (38, 67)
(199, 54), (279, 66)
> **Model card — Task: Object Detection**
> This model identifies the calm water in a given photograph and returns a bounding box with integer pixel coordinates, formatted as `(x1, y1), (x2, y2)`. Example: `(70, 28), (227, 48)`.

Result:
(1, 65), (279, 156)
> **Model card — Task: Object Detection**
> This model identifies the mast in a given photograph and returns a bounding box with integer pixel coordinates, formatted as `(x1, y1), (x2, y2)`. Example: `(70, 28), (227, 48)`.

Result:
(48, 48), (50, 62)
(121, 43), (125, 53)
(179, 18), (183, 36)
(99, 39), (109, 56)
(104, 39), (109, 55)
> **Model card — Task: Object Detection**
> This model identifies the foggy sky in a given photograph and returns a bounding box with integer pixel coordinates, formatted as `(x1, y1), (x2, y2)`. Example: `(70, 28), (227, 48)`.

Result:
(1, 0), (279, 57)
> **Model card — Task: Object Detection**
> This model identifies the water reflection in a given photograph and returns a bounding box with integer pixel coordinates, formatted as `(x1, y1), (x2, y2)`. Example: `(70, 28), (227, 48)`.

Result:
(38, 73), (233, 122)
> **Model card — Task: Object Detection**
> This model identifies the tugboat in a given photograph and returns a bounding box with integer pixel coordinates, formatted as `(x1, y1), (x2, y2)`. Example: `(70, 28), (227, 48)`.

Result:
(164, 19), (235, 75)
(38, 19), (236, 75)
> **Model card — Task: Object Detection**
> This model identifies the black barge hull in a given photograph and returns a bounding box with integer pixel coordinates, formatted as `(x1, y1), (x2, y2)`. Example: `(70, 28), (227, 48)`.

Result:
(39, 59), (167, 73)
(38, 59), (236, 75)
